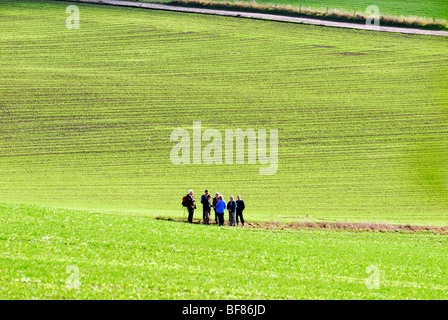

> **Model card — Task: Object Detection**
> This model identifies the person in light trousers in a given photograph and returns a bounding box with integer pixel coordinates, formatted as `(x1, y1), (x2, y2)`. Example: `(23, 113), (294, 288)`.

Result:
(227, 196), (237, 227)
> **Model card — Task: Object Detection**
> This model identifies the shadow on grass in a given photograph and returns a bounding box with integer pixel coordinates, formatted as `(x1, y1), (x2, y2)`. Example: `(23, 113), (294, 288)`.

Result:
(155, 216), (448, 235)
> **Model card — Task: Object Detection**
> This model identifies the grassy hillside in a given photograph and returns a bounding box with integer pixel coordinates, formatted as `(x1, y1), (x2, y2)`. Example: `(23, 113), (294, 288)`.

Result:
(1, 0), (448, 225)
(1, 202), (448, 299)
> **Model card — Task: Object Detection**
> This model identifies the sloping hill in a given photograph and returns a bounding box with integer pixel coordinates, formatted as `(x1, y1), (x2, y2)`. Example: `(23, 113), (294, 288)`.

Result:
(1, 0), (447, 225)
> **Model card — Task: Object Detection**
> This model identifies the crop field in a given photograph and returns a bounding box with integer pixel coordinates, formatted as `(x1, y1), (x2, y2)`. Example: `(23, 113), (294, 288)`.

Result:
(140, 0), (448, 21)
(1, 202), (448, 299)
(0, 0), (448, 300)
(1, 0), (447, 225)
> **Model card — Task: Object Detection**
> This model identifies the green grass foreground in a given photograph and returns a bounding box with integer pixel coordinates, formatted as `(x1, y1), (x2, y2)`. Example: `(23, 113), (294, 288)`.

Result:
(1, 202), (448, 299)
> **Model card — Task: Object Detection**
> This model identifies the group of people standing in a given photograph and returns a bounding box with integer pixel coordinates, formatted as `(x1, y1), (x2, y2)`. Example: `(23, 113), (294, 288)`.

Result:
(184, 190), (246, 227)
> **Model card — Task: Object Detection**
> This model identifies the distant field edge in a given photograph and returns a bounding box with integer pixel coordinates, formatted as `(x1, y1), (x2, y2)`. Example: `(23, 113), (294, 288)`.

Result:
(54, 0), (448, 34)
(155, 216), (448, 235)
(158, 0), (448, 30)
(3, 201), (448, 235)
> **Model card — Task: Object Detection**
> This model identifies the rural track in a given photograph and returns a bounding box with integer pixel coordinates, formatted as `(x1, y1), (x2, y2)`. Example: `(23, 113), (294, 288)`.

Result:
(59, 0), (448, 36)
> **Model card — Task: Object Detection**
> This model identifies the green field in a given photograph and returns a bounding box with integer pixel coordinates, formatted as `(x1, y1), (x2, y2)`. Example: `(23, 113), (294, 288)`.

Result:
(1, 0), (448, 299)
(145, 0), (448, 20)
(1, 0), (447, 225)
(1, 202), (448, 299)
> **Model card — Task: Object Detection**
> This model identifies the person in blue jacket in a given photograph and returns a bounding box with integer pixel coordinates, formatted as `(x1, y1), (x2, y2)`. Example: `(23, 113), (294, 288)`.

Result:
(215, 195), (226, 226)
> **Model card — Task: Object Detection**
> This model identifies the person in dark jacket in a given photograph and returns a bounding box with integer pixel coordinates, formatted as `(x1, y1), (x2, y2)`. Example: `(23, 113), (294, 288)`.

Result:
(236, 194), (246, 227)
(227, 196), (237, 227)
(186, 189), (196, 223)
(203, 194), (212, 225)
(201, 189), (210, 221)
(215, 195), (226, 226)
(212, 192), (219, 224)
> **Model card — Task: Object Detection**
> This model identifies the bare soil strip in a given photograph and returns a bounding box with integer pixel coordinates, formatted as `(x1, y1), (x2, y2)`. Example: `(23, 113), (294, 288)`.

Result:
(59, 0), (448, 36)
(155, 216), (448, 234)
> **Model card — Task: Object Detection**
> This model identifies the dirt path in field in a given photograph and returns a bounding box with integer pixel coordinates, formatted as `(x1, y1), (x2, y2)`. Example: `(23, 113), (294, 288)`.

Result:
(155, 216), (448, 235)
(60, 0), (448, 36)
